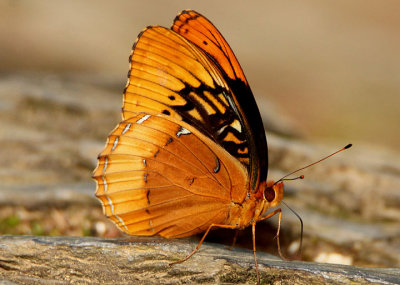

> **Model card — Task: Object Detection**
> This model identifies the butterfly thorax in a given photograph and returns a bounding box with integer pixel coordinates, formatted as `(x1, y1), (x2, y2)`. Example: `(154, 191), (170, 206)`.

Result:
(226, 181), (284, 229)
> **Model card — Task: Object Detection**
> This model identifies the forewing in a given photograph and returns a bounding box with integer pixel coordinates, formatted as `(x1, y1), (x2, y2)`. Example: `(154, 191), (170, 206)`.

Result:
(172, 9), (247, 84)
(123, 25), (265, 190)
(93, 113), (248, 238)
(172, 10), (268, 190)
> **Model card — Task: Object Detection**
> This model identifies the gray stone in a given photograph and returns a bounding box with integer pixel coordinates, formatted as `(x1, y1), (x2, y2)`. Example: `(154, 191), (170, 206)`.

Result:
(0, 235), (399, 284)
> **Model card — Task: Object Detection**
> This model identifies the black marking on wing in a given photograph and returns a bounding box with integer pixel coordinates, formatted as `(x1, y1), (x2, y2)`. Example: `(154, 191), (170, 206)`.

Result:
(146, 189), (150, 201)
(169, 80), (251, 171)
(165, 137), (173, 146)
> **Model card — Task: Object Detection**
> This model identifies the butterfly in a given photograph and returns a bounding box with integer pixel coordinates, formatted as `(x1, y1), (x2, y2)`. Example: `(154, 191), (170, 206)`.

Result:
(93, 9), (287, 284)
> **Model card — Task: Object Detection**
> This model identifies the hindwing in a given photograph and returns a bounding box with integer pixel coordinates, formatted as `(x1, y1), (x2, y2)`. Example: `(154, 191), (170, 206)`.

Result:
(93, 113), (248, 238)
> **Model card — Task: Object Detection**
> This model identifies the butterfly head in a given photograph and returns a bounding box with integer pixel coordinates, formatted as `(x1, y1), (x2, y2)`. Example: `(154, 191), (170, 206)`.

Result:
(262, 180), (284, 208)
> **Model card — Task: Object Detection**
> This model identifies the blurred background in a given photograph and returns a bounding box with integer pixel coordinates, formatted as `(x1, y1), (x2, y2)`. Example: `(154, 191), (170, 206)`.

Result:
(1, 0), (399, 269)
(2, 0), (399, 149)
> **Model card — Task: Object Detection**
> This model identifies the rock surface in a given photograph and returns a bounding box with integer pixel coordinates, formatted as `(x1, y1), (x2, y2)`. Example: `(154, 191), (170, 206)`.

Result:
(0, 235), (399, 285)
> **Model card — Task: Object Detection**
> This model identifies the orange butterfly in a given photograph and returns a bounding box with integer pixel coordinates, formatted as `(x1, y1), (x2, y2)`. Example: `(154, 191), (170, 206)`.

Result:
(93, 9), (293, 284)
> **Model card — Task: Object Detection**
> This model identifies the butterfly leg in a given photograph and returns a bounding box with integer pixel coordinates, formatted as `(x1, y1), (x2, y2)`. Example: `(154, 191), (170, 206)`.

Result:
(258, 208), (287, 260)
(251, 222), (261, 285)
(169, 223), (237, 266)
(226, 229), (239, 250)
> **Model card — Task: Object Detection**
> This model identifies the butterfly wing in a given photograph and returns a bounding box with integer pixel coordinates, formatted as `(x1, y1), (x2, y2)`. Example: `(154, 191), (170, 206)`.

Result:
(93, 113), (248, 238)
(123, 21), (266, 192)
(172, 9), (247, 84)
(172, 10), (268, 190)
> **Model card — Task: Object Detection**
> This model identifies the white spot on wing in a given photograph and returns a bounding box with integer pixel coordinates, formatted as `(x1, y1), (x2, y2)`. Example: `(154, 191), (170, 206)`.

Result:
(231, 119), (242, 133)
(214, 157), (220, 173)
(102, 176), (108, 192)
(143, 159), (147, 167)
(136, 114), (151, 124)
(176, 127), (191, 137)
(106, 196), (114, 213)
(111, 137), (119, 151)
(122, 123), (131, 134)
(217, 125), (228, 135)
(115, 215), (129, 232)
(106, 195), (129, 231)
(103, 157), (108, 173)
(149, 220), (155, 232)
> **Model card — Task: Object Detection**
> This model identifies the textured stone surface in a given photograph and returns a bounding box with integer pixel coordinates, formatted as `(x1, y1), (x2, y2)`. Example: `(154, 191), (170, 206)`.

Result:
(0, 235), (399, 285)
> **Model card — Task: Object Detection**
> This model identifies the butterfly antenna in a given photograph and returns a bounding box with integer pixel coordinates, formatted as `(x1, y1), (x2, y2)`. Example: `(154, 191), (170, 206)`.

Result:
(281, 201), (303, 259)
(275, 143), (352, 185)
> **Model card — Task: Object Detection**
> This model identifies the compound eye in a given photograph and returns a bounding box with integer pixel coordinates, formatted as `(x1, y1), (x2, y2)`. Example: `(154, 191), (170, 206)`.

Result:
(264, 187), (275, 202)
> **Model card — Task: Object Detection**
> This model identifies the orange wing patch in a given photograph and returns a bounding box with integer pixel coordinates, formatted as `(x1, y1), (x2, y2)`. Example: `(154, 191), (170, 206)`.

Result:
(123, 26), (225, 120)
(93, 113), (248, 238)
(172, 9), (248, 85)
